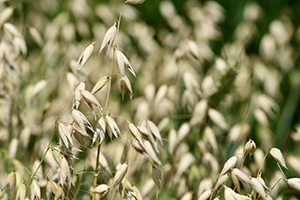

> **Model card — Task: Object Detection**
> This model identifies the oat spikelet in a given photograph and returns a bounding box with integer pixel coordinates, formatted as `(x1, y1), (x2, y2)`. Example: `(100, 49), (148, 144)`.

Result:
(270, 147), (288, 169)
(115, 49), (136, 77)
(99, 22), (117, 56)
(125, 0), (146, 4)
(76, 41), (95, 70)
(92, 184), (110, 199)
(80, 89), (103, 110)
(91, 76), (109, 94)
(1, 171), (16, 192)
(106, 115), (121, 139)
(31, 179), (41, 200)
(94, 116), (106, 146)
(16, 182), (26, 200)
(198, 190), (211, 200)
(0, 6), (14, 27)
(147, 120), (163, 146)
(287, 178), (300, 191)
(29, 27), (44, 46)
(215, 173), (229, 189)
(143, 140), (162, 166)
(249, 176), (266, 199)
(243, 139), (256, 158)
(128, 121), (144, 149)
(220, 155), (238, 175)
(231, 168), (250, 185)
(58, 122), (73, 148)
(208, 108), (228, 130)
(152, 165), (162, 189)
(120, 76), (133, 100)
(224, 185), (239, 200)
(112, 161), (128, 188)
(73, 79), (85, 109)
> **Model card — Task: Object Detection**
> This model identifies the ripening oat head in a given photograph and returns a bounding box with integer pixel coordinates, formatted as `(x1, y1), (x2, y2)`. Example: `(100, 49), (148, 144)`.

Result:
(76, 41), (95, 70)
(187, 39), (200, 61)
(81, 89), (103, 110)
(1, 171), (16, 192)
(143, 140), (162, 166)
(232, 168), (250, 185)
(270, 147), (288, 169)
(147, 120), (164, 146)
(99, 22), (117, 56)
(220, 155), (238, 175)
(176, 122), (190, 144)
(73, 79), (86, 109)
(128, 121), (144, 148)
(168, 128), (177, 155)
(55, 185), (63, 200)
(94, 116), (106, 145)
(4, 23), (21, 38)
(198, 190), (211, 200)
(224, 185), (240, 200)
(29, 27), (44, 46)
(287, 178), (300, 191)
(257, 173), (271, 193)
(208, 108), (228, 130)
(120, 75), (133, 100)
(125, 0), (146, 4)
(189, 99), (208, 126)
(112, 161), (128, 187)
(58, 122), (73, 148)
(249, 176), (267, 199)
(243, 139), (256, 158)
(92, 184), (110, 194)
(31, 179), (41, 200)
(91, 76), (109, 94)
(231, 169), (241, 192)
(16, 182), (26, 200)
(152, 165), (162, 189)
(215, 173), (229, 189)
(0, 6), (14, 27)
(174, 153), (195, 183)
(115, 49), (136, 77)
(106, 115), (121, 138)
(71, 108), (88, 134)
(203, 126), (218, 154)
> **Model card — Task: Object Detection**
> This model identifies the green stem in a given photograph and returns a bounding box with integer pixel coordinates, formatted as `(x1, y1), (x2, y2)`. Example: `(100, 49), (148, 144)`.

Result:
(92, 143), (102, 200)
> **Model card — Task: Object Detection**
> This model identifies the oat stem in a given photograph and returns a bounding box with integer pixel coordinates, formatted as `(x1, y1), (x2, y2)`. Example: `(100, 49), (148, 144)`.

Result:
(271, 178), (285, 190)
(93, 9), (123, 199)
(277, 162), (287, 179)
(257, 148), (270, 176)
(92, 143), (102, 200)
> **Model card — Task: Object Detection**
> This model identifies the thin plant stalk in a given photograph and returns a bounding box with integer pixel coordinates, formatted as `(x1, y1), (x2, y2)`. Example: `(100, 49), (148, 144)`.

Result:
(277, 163), (287, 179)
(93, 10), (123, 199)
(257, 148), (270, 176)
(92, 144), (101, 200)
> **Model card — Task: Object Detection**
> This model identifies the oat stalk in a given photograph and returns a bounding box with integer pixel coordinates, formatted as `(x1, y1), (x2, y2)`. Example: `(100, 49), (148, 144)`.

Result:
(93, 9), (123, 199)
(257, 148), (270, 176)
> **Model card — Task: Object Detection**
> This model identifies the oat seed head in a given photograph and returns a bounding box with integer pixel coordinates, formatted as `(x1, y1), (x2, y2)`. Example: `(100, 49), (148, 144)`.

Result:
(99, 23), (117, 56)
(198, 189), (211, 200)
(270, 147), (288, 169)
(76, 41), (95, 70)
(125, 0), (146, 4)
(120, 75), (133, 100)
(220, 155), (238, 175)
(152, 165), (162, 189)
(115, 49), (136, 77)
